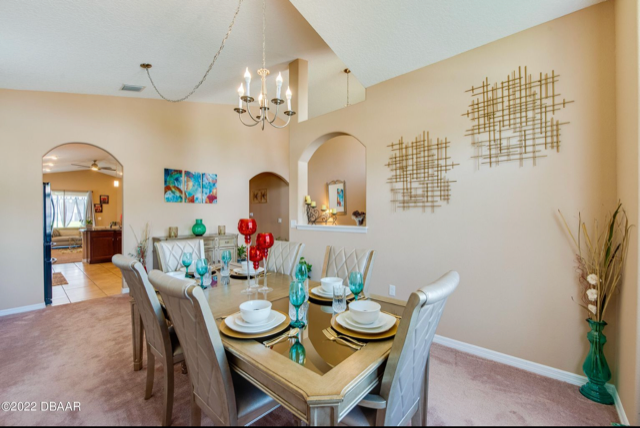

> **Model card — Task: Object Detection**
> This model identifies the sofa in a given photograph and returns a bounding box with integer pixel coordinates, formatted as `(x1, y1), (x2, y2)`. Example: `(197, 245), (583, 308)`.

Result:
(52, 228), (82, 248)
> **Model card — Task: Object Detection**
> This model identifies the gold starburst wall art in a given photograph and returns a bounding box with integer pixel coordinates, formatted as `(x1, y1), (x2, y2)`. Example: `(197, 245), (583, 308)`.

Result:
(463, 66), (574, 168)
(385, 131), (458, 213)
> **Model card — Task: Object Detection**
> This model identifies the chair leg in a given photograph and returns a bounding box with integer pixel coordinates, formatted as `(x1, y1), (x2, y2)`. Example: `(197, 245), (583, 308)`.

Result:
(181, 361), (188, 375)
(422, 355), (430, 426)
(190, 392), (202, 427)
(145, 345), (155, 400)
(162, 363), (174, 426)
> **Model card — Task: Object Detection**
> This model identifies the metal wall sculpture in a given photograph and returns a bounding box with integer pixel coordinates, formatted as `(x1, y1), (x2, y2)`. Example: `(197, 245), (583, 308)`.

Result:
(385, 131), (458, 212)
(463, 66), (573, 168)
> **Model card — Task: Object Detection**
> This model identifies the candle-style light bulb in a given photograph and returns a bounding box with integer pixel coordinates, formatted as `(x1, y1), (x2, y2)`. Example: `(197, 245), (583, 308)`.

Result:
(237, 84), (244, 109)
(258, 92), (263, 107)
(276, 72), (283, 99)
(286, 86), (292, 111)
(244, 67), (251, 97)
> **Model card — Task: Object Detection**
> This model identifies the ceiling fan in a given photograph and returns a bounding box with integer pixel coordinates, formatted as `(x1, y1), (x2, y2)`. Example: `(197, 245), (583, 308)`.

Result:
(71, 160), (116, 172)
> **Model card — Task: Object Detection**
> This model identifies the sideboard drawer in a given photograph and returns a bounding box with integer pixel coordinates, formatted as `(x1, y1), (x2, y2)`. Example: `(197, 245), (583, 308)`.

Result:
(218, 237), (236, 247)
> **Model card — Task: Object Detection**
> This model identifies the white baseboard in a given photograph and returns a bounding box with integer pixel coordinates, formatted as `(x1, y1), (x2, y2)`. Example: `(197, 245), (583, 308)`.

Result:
(434, 334), (628, 425)
(0, 302), (46, 317)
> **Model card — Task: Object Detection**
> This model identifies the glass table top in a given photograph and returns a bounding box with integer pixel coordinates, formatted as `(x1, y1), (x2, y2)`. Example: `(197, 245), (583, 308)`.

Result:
(263, 296), (359, 376)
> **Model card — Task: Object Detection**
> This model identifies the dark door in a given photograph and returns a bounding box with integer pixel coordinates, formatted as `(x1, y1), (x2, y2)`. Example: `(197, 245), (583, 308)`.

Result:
(43, 183), (53, 305)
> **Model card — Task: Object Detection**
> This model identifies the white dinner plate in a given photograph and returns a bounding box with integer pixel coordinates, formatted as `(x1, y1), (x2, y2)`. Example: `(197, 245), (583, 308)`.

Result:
(341, 311), (387, 329)
(234, 312), (275, 328)
(225, 311), (285, 333)
(310, 285), (350, 298)
(233, 267), (265, 275)
(336, 312), (396, 334)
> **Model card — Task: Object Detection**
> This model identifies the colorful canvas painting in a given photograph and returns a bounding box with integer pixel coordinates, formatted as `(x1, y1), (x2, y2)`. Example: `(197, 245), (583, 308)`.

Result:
(328, 180), (346, 213)
(184, 171), (202, 204)
(203, 173), (218, 204)
(164, 169), (184, 203)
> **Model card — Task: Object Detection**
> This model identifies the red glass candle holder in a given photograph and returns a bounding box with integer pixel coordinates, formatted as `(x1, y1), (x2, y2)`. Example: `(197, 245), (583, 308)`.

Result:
(256, 232), (275, 258)
(238, 218), (257, 245)
(249, 245), (263, 270)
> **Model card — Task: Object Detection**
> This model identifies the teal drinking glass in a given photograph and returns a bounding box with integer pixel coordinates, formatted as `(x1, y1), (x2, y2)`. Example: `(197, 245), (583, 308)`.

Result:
(182, 252), (193, 278)
(289, 280), (306, 328)
(295, 262), (308, 281)
(348, 271), (364, 301)
(221, 249), (232, 277)
(289, 340), (306, 366)
(195, 258), (208, 288)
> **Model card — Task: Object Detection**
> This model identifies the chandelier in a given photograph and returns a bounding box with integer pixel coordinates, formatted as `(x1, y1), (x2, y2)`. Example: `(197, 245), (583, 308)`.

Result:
(234, 0), (296, 130)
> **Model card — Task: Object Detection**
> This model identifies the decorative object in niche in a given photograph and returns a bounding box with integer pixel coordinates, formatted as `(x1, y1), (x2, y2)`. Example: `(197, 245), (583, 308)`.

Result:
(352, 210), (366, 226)
(328, 180), (346, 214)
(385, 131), (457, 212)
(252, 189), (268, 204)
(303, 195), (337, 225)
(463, 66), (574, 168)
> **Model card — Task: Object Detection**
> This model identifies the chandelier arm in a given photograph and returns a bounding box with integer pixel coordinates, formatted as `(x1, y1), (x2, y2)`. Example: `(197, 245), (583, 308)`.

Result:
(238, 113), (261, 127)
(144, 0), (244, 103)
(268, 114), (292, 129)
(265, 104), (278, 124)
(245, 103), (262, 123)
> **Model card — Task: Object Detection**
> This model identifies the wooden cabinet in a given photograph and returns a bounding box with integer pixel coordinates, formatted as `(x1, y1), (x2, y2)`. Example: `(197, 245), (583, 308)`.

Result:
(152, 234), (238, 270)
(81, 229), (122, 264)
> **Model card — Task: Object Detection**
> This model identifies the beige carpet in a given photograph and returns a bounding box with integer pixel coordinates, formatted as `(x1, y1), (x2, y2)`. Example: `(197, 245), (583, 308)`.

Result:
(0, 295), (619, 426)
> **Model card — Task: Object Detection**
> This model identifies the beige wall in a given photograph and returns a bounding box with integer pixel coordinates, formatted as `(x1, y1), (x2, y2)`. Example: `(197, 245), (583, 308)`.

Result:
(249, 173), (289, 241)
(614, 0), (640, 424)
(289, 2), (617, 378)
(0, 89), (289, 311)
(43, 170), (123, 228)
(307, 136), (366, 226)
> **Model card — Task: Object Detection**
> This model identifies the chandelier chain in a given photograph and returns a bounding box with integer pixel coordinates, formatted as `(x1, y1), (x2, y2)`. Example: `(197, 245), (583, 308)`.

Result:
(262, 0), (266, 71)
(145, 0), (244, 103)
(347, 71), (350, 106)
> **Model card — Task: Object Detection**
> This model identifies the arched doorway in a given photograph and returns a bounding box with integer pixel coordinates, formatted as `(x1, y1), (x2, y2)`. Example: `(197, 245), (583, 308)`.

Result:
(297, 132), (366, 227)
(43, 143), (124, 306)
(249, 172), (290, 241)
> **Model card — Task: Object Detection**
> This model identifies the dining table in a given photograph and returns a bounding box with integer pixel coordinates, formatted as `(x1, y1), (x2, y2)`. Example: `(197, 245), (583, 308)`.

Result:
(130, 269), (406, 426)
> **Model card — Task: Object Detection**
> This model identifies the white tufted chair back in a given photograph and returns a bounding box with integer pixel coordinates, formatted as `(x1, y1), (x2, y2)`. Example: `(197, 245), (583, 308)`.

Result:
(155, 239), (206, 273)
(113, 255), (172, 360)
(321, 246), (376, 296)
(149, 270), (239, 426)
(266, 241), (305, 276)
(379, 271), (459, 426)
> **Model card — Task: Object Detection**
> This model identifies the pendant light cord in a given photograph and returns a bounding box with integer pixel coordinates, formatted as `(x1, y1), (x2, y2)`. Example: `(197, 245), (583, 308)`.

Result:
(262, 0), (266, 71)
(144, 0), (244, 103)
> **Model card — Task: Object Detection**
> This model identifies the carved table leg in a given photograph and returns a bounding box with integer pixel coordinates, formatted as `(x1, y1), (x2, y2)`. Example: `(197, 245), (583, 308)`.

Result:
(131, 296), (144, 371)
(308, 404), (339, 426)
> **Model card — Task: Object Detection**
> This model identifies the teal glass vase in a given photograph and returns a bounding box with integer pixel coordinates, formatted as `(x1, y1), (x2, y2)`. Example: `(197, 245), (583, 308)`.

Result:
(192, 219), (206, 236)
(580, 319), (614, 405)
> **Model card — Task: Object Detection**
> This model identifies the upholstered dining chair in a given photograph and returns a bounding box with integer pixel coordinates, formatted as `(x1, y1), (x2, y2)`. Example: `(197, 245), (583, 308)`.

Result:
(155, 239), (205, 273)
(338, 271), (459, 427)
(113, 255), (185, 427)
(321, 246), (376, 297)
(149, 270), (280, 426)
(266, 240), (305, 276)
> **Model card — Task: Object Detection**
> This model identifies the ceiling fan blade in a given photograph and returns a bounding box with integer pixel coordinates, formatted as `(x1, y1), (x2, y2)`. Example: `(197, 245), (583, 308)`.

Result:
(71, 164), (90, 168)
(101, 167), (116, 171)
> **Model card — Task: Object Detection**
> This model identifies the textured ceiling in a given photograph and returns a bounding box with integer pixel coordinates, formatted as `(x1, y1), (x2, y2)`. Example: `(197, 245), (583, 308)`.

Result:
(291, 0), (606, 88)
(0, 0), (364, 119)
(43, 144), (122, 177)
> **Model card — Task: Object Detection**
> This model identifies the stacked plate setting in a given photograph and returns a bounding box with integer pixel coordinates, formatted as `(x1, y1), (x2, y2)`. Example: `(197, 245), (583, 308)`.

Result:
(310, 285), (351, 299)
(232, 266), (265, 276)
(336, 300), (396, 334)
(225, 300), (285, 333)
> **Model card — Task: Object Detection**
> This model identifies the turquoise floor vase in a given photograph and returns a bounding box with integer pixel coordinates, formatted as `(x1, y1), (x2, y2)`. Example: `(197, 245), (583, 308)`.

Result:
(580, 319), (614, 405)
(192, 219), (206, 236)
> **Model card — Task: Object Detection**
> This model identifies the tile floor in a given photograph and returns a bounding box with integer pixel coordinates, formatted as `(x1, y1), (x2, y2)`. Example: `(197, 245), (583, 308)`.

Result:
(51, 262), (123, 305)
